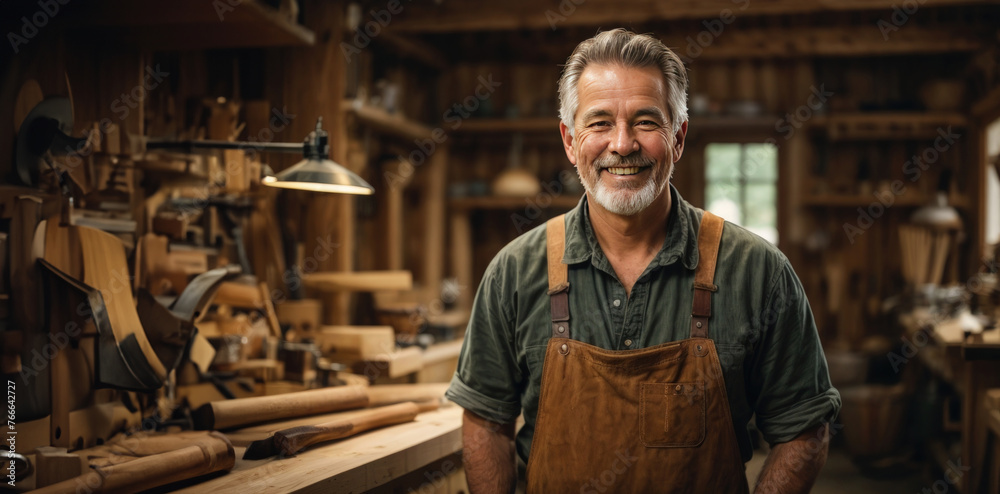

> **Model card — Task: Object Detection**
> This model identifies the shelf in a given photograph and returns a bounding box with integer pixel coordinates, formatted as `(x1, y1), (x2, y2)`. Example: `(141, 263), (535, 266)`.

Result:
(342, 100), (434, 141)
(688, 115), (781, 131)
(802, 192), (970, 209)
(454, 115), (780, 134)
(449, 194), (581, 211)
(809, 112), (969, 140)
(802, 194), (931, 208)
(455, 117), (561, 134)
(69, 0), (315, 50)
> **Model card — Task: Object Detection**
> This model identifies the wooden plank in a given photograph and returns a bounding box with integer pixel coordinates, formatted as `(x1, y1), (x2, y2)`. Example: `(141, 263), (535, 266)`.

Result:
(449, 210), (474, 312)
(34, 447), (82, 488)
(423, 146), (447, 298)
(350, 346), (424, 380)
(417, 340), (463, 384)
(302, 270), (413, 292)
(313, 326), (396, 359)
(174, 406), (463, 493)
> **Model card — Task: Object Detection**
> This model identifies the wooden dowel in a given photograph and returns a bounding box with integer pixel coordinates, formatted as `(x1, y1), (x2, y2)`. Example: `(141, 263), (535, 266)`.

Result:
(194, 385), (370, 430)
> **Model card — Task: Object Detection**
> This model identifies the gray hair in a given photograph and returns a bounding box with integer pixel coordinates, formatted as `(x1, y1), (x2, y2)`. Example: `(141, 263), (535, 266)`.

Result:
(558, 28), (689, 136)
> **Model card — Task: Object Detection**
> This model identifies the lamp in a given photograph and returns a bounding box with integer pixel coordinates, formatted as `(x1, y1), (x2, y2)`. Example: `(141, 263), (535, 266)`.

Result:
(147, 117), (374, 195)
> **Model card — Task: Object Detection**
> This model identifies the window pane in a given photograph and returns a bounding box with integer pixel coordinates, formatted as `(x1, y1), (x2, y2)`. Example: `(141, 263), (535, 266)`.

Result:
(705, 180), (743, 226)
(705, 143), (742, 180)
(745, 184), (777, 244)
(743, 143), (777, 181)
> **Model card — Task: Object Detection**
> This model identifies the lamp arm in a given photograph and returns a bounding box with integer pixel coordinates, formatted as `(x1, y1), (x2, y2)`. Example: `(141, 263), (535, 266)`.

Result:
(145, 139), (305, 154)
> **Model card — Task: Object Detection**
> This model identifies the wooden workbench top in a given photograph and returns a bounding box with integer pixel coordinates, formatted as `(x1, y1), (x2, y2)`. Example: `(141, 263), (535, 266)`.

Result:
(175, 406), (463, 493)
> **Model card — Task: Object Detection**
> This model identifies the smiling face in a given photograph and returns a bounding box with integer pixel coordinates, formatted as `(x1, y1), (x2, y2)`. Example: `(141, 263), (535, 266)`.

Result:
(560, 63), (687, 217)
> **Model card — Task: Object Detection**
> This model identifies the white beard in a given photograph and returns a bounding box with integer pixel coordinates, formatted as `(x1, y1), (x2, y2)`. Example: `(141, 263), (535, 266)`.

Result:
(577, 155), (668, 216)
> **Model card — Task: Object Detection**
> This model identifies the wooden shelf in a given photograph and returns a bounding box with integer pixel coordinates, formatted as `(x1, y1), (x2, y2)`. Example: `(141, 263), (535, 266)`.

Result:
(802, 194), (931, 208)
(69, 0), (314, 49)
(455, 117), (560, 134)
(342, 100), (434, 141)
(449, 194), (581, 211)
(689, 115), (781, 131)
(454, 115), (779, 134)
(802, 192), (970, 209)
(810, 112), (969, 140)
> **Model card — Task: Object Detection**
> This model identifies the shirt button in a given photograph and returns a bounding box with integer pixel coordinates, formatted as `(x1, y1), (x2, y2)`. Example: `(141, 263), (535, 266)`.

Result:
(613, 299), (621, 307)
(624, 339), (632, 347)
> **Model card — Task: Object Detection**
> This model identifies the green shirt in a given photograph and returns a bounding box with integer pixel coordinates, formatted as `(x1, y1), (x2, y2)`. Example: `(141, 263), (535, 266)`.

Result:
(445, 186), (841, 464)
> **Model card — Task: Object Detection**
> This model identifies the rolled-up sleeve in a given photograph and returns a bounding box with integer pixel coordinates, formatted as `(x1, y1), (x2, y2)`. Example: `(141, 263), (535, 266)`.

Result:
(445, 259), (521, 424)
(750, 259), (841, 445)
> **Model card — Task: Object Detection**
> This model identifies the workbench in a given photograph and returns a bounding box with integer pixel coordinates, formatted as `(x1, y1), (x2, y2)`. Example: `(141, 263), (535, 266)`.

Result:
(898, 309), (1000, 493)
(175, 406), (464, 493)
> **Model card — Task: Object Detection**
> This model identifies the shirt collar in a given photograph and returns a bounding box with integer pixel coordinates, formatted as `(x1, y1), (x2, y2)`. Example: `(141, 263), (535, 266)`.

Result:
(562, 184), (700, 271)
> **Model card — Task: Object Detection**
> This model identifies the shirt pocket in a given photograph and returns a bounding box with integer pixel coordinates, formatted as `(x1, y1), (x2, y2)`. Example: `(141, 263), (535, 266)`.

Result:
(640, 381), (707, 448)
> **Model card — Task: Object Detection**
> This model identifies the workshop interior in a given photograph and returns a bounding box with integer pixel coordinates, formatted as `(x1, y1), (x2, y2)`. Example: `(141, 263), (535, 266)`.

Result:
(2, 0), (1000, 492)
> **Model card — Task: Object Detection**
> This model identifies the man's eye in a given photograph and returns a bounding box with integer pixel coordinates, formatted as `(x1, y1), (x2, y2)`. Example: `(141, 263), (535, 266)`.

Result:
(637, 120), (659, 127)
(589, 121), (611, 128)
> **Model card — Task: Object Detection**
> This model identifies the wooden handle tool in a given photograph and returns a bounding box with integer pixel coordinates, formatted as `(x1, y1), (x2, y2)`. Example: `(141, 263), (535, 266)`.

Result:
(275, 401), (421, 456)
(243, 402), (424, 459)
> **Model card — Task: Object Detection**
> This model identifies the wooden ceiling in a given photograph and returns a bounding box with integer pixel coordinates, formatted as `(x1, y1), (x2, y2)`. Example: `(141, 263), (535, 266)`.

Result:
(384, 0), (1000, 33)
(376, 0), (1000, 61)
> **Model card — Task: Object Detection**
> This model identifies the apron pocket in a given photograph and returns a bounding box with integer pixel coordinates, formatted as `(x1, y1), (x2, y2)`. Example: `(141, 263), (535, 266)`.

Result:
(640, 382), (706, 448)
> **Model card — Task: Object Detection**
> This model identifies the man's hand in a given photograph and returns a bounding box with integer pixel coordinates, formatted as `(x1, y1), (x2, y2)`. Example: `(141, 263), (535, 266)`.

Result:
(462, 409), (516, 494)
(753, 424), (830, 493)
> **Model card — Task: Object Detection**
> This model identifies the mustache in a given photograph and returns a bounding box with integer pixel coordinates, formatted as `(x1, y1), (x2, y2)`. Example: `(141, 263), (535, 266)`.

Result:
(594, 154), (656, 169)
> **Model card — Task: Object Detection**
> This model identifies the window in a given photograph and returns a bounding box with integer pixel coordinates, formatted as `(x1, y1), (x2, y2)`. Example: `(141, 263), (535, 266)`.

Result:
(704, 143), (778, 244)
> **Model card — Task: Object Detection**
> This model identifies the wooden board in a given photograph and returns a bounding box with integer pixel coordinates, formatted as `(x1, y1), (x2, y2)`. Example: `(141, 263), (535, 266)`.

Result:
(313, 326), (396, 360)
(174, 406), (463, 493)
(350, 346), (423, 380)
(302, 270), (413, 292)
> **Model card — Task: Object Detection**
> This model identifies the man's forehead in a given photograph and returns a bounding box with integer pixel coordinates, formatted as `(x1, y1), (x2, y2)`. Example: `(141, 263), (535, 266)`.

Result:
(576, 64), (669, 112)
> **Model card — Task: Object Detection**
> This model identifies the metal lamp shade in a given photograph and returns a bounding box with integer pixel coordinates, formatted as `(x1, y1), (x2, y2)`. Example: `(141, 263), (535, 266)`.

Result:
(263, 157), (374, 195)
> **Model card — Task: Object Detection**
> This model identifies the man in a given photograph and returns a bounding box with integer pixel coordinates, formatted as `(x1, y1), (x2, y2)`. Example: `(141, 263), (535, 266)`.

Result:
(445, 28), (840, 493)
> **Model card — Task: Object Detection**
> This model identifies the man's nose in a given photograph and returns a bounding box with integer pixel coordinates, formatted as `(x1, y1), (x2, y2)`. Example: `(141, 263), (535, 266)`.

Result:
(607, 124), (639, 156)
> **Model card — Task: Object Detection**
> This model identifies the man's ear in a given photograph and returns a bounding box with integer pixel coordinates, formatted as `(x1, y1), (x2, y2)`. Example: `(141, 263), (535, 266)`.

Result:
(672, 120), (688, 163)
(559, 121), (577, 166)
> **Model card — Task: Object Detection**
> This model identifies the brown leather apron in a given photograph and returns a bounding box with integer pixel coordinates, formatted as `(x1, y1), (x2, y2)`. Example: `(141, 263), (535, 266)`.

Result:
(525, 212), (749, 493)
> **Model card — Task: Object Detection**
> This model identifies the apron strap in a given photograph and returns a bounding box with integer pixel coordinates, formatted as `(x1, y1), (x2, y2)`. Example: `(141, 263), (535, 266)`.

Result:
(691, 212), (724, 339)
(546, 215), (570, 339)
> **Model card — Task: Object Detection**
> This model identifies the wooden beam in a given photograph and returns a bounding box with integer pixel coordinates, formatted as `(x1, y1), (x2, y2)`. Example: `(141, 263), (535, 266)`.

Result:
(673, 26), (985, 60)
(388, 0), (1000, 33)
